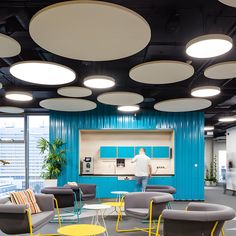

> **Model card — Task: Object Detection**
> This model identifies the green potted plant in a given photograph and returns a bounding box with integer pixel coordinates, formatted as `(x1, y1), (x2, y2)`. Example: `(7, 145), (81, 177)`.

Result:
(205, 168), (210, 186)
(38, 137), (66, 187)
(205, 156), (217, 186)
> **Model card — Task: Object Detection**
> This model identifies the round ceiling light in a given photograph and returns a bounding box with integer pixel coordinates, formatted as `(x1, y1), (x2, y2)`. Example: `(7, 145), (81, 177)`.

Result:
(97, 91), (144, 106)
(191, 86), (221, 97)
(154, 98), (212, 112)
(0, 106), (24, 114)
(129, 60), (194, 84)
(29, 1), (151, 61)
(218, 0), (236, 8)
(10, 61), (76, 85)
(57, 86), (92, 97)
(204, 126), (214, 131)
(84, 76), (115, 89)
(204, 61), (236, 79)
(218, 117), (236, 122)
(5, 91), (33, 101)
(118, 105), (140, 112)
(0, 33), (21, 57)
(186, 34), (233, 58)
(40, 98), (97, 112)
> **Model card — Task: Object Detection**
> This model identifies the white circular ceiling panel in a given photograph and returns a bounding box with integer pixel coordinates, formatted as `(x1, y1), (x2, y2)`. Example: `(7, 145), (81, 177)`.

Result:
(57, 86), (92, 97)
(204, 61), (236, 79)
(97, 91), (144, 106)
(0, 33), (21, 58)
(186, 34), (232, 58)
(218, 0), (236, 8)
(0, 106), (24, 114)
(154, 98), (212, 112)
(129, 61), (194, 84)
(29, 1), (151, 61)
(40, 98), (97, 112)
(10, 61), (76, 85)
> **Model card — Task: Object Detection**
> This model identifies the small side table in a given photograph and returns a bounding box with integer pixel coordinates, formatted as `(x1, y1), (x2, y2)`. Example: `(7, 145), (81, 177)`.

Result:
(111, 191), (128, 202)
(83, 204), (111, 236)
(57, 224), (106, 236)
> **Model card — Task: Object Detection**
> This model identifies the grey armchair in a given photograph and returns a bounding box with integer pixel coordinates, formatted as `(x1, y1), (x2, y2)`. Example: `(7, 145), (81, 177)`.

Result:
(0, 194), (59, 236)
(145, 185), (176, 194)
(116, 192), (174, 236)
(162, 202), (235, 236)
(64, 183), (96, 201)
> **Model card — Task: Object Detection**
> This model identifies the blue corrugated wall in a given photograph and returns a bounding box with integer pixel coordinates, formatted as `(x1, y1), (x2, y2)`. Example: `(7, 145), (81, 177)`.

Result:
(50, 106), (204, 200)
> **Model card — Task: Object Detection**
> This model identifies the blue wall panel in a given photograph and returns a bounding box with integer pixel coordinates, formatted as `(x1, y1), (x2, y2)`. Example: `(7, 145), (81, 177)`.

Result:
(100, 146), (117, 158)
(50, 105), (204, 200)
(153, 146), (170, 158)
(118, 146), (135, 158)
(135, 146), (152, 157)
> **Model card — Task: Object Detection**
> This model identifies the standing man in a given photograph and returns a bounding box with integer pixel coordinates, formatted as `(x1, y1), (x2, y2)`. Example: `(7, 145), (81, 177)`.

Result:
(132, 148), (152, 192)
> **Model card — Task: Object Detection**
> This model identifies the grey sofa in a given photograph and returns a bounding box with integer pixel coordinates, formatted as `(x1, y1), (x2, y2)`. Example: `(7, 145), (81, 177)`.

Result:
(0, 194), (56, 235)
(41, 187), (75, 208)
(162, 202), (235, 236)
(145, 185), (176, 194)
(64, 183), (96, 201)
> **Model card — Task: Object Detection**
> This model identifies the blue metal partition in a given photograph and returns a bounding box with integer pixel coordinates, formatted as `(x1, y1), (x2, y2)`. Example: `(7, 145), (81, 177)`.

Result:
(50, 106), (204, 200)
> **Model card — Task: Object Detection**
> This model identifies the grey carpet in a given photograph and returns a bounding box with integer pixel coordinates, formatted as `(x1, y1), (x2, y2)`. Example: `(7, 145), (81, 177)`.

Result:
(1, 187), (236, 235)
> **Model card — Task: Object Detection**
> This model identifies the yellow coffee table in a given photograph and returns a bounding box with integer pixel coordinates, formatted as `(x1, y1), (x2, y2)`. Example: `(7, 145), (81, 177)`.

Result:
(103, 202), (124, 216)
(103, 202), (124, 208)
(57, 224), (106, 236)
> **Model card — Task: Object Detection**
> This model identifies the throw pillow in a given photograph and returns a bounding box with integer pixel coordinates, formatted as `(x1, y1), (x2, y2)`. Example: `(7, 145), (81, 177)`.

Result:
(10, 189), (41, 214)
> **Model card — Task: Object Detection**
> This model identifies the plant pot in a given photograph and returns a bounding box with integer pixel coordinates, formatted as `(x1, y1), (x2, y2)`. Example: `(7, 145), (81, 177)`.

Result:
(44, 179), (58, 187)
(205, 181), (211, 186)
(211, 182), (217, 187)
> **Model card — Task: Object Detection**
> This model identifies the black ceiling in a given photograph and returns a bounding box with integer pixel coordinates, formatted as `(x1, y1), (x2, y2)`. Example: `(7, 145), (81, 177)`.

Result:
(0, 0), (236, 136)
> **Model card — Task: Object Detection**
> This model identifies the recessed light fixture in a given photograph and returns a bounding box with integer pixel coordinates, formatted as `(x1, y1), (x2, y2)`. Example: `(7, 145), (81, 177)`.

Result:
(204, 126), (214, 131)
(218, 117), (236, 122)
(191, 86), (221, 97)
(186, 34), (233, 58)
(118, 105), (140, 112)
(10, 61), (76, 85)
(83, 75), (115, 89)
(5, 91), (33, 101)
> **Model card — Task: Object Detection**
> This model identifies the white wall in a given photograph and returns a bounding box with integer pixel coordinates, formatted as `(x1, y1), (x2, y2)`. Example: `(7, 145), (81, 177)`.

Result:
(226, 126), (236, 167)
(205, 138), (213, 168)
(226, 126), (236, 190)
(204, 137), (226, 181)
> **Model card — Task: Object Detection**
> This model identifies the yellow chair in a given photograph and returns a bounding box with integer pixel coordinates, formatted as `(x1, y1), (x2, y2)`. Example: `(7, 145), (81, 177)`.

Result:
(116, 192), (173, 236)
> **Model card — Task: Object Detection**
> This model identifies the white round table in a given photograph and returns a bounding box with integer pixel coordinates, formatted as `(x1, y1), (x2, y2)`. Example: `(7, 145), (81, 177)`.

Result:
(83, 204), (111, 236)
(111, 191), (128, 202)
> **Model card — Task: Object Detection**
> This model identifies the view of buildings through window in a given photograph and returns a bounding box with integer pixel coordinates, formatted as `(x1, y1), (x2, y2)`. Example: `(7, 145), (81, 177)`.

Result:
(0, 116), (49, 196)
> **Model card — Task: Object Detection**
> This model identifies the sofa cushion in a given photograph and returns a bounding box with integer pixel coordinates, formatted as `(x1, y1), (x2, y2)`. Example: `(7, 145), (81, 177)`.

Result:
(126, 208), (149, 217)
(10, 189), (41, 214)
(32, 211), (54, 229)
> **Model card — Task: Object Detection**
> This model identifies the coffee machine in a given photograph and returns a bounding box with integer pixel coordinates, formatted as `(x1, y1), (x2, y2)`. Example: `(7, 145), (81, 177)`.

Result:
(82, 157), (94, 175)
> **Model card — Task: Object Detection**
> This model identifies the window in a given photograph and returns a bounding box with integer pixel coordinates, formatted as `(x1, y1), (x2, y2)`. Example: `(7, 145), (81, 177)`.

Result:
(0, 117), (25, 197)
(0, 115), (49, 196)
(28, 116), (49, 193)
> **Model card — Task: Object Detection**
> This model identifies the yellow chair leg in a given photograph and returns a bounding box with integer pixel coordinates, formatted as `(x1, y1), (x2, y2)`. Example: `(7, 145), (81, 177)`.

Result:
(53, 197), (62, 228)
(211, 221), (219, 236)
(155, 214), (162, 236)
(148, 200), (153, 236)
(26, 209), (33, 236)
(221, 227), (225, 236)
